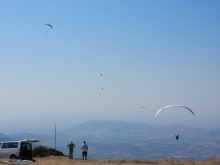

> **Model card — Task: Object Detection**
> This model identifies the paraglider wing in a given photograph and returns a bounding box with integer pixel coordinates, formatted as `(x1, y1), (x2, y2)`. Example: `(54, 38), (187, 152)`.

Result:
(97, 73), (103, 79)
(44, 24), (53, 29)
(154, 105), (195, 120)
(130, 127), (136, 131)
(96, 87), (104, 96)
(96, 87), (104, 90)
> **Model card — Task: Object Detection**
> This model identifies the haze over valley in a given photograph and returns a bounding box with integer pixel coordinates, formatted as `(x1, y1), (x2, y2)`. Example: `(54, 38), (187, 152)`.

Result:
(1, 120), (219, 160)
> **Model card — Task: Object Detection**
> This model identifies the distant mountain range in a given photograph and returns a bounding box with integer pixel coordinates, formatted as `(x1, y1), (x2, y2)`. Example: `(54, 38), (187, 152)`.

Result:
(0, 133), (13, 141)
(1, 120), (220, 160)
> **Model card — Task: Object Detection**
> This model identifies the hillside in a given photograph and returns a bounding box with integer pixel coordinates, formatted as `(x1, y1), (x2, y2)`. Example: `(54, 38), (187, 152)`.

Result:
(1, 120), (220, 160)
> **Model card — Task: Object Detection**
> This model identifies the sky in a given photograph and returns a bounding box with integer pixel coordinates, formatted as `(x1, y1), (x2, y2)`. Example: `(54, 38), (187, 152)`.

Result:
(0, 0), (220, 134)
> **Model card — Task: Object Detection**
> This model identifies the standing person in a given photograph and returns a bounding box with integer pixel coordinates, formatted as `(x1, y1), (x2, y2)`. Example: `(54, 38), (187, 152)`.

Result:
(67, 140), (75, 159)
(81, 141), (88, 160)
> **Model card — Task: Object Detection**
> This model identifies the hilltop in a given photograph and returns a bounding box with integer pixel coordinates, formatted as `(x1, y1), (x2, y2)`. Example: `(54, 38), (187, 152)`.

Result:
(1, 157), (220, 165)
(1, 120), (220, 160)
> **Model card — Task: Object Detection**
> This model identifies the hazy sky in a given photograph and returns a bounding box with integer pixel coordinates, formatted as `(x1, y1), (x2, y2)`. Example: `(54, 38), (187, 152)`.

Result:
(0, 0), (219, 134)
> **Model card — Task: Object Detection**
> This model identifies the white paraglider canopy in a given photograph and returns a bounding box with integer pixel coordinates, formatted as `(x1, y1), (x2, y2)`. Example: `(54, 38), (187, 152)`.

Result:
(154, 105), (195, 120)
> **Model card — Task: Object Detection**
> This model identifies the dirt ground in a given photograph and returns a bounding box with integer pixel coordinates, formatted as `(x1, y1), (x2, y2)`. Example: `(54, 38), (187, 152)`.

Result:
(0, 156), (219, 165)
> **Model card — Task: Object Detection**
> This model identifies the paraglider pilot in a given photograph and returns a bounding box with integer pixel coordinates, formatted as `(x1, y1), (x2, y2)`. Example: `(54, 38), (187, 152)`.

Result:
(175, 134), (179, 140)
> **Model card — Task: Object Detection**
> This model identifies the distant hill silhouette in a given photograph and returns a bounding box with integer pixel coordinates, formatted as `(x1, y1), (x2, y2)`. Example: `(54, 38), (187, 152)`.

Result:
(68, 120), (204, 138)
(8, 132), (51, 141)
(0, 133), (13, 141)
(0, 120), (219, 160)
(69, 120), (154, 133)
(65, 120), (220, 160)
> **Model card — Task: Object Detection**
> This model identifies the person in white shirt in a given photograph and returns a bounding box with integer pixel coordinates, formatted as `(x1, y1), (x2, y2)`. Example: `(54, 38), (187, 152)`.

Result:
(81, 141), (88, 160)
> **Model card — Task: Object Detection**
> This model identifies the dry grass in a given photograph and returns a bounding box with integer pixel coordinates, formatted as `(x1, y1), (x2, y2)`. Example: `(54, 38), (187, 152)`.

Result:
(0, 157), (219, 165)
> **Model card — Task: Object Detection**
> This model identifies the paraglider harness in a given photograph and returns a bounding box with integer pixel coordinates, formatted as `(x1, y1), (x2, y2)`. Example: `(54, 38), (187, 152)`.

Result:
(175, 134), (179, 140)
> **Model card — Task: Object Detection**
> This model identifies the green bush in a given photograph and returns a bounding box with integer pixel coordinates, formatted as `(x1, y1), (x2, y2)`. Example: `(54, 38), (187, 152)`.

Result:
(32, 145), (64, 157)
(32, 145), (49, 157)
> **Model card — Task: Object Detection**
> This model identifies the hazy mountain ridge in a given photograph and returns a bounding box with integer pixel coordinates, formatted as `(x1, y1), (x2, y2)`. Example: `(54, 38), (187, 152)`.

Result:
(0, 120), (220, 160)
(69, 120), (154, 133)
(50, 121), (220, 160)
(0, 133), (12, 141)
(8, 132), (52, 141)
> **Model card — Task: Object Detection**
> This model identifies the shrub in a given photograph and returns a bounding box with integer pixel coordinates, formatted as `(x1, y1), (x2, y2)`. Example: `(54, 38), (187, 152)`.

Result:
(32, 145), (64, 157)
(32, 145), (49, 157)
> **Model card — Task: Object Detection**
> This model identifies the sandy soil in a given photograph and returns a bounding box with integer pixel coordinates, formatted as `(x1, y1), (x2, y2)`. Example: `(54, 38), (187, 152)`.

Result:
(0, 156), (219, 165)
